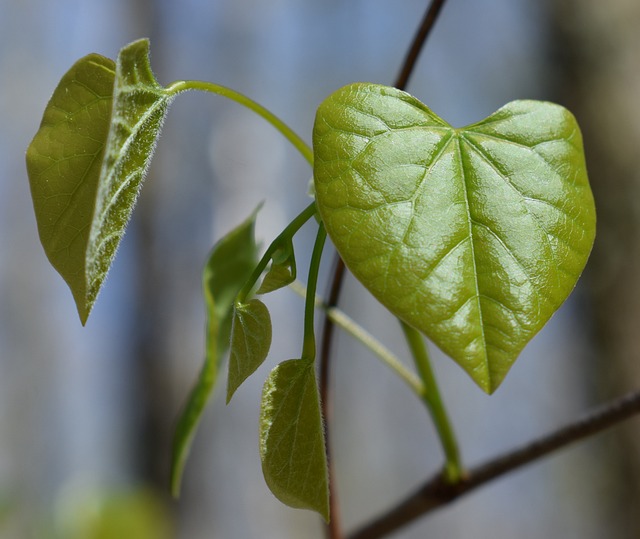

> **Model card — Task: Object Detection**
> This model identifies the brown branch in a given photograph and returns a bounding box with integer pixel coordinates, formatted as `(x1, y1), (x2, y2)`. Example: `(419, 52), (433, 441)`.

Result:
(319, 2), (450, 537)
(395, 0), (448, 91)
(321, 256), (346, 539)
(348, 388), (640, 539)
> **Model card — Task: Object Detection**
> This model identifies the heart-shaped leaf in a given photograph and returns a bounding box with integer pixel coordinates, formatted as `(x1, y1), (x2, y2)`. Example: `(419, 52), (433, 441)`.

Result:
(171, 207), (260, 496)
(227, 298), (273, 402)
(260, 359), (329, 520)
(26, 38), (173, 323)
(313, 83), (596, 393)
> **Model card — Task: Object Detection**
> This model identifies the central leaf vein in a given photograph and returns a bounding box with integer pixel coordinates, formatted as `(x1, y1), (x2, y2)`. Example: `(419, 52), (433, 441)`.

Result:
(454, 135), (489, 380)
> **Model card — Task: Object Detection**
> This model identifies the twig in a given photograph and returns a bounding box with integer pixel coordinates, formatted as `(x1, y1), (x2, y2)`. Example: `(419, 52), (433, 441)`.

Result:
(395, 0), (448, 91)
(320, 257), (347, 539)
(319, 2), (450, 537)
(347, 389), (640, 539)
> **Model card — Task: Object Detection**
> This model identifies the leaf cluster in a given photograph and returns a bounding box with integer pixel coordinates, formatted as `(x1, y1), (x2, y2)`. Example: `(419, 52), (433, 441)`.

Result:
(26, 38), (596, 523)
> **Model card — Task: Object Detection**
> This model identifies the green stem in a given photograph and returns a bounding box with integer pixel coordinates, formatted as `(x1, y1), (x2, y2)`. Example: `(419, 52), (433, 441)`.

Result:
(166, 80), (313, 165)
(289, 281), (423, 397)
(237, 201), (317, 303)
(400, 321), (463, 483)
(301, 224), (327, 360)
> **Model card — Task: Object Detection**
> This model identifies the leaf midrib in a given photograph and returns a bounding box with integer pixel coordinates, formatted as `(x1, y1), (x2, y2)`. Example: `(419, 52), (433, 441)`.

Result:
(87, 91), (171, 269)
(452, 132), (491, 390)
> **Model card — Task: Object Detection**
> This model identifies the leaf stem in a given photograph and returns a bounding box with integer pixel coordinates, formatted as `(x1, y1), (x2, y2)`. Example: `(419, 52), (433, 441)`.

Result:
(289, 281), (423, 397)
(166, 80), (313, 165)
(302, 224), (327, 360)
(237, 201), (317, 303)
(400, 321), (462, 483)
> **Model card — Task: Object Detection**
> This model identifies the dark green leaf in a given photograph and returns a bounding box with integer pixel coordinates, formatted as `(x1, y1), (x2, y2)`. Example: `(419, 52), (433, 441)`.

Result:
(313, 83), (596, 393)
(26, 38), (173, 323)
(171, 207), (260, 496)
(260, 359), (329, 520)
(227, 299), (272, 402)
(257, 241), (296, 294)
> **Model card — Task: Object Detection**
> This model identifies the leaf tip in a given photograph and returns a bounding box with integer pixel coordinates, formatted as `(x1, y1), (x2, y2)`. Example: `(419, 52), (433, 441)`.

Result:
(79, 310), (90, 327)
(169, 466), (184, 499)
(73, 290), (92, 326)
(224, 384), (236, 405)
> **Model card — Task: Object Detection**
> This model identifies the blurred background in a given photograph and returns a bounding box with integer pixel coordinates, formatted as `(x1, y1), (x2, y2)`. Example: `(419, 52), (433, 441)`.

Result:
(1, 0), (639, 537)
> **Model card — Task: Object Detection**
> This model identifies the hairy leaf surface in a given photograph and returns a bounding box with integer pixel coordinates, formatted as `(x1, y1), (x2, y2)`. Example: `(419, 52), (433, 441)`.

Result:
(260, 359), (329, 520)
(227, 298), (272, 402)
(313, 83), (596, 393)
(171, 208), (260, 496)
(26, 39), (173, 323)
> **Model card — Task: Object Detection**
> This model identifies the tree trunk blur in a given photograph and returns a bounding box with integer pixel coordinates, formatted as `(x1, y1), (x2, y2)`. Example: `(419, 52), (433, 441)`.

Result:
(128, 0), (176, 501)
(548, 1), (640, 536)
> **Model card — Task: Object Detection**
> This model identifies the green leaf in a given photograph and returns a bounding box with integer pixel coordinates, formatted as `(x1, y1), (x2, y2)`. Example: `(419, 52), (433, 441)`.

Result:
(227, 298), (272, 402)
(313, 83), (596, 393)
(260, 359), (329, 520)
(26, 38), (173, 323)
(170, 207), (260, 497)
(257, 240), (296, 294)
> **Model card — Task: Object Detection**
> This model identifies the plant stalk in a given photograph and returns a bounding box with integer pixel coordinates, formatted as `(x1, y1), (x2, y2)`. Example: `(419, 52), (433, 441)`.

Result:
(302, 224), (327, 360)
(236, 201), (317, 303)
(166, 80), (313, 165)
(400, 321), (462, 483)
(289, 280), (424, 397)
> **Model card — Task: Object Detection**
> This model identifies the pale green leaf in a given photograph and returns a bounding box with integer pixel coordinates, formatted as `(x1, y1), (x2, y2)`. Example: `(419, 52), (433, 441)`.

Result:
(227, 298), (272, 402)
(313, 83), (596, 393)
(26, 38), (173, 323)
(26, 53), (115, 321)
(171, 207), (260, 496)
(257, 241), (296, 294)
(260, 359), (329, 520)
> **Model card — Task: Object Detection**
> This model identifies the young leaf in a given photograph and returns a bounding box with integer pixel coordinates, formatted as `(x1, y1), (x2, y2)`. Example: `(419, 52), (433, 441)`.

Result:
(257, 240), (296, 294)
(171, 207), (260, 496)
(26, 38), (173, 323)
(227, 299), (272, 402)
(260, 359), (329, 520)
(313, 83), (596, 394)
(26, 53), (115, 321)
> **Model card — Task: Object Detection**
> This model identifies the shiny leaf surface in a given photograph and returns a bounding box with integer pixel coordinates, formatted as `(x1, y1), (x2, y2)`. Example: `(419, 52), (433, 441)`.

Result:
(313, 83), (596, 393)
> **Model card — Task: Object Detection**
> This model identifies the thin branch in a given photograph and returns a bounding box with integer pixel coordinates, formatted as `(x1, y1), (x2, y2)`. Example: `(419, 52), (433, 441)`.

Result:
(320, 257), (346, 539)
(319, 2), (450, 537)
(348, 388), (640, 539)
(289, 281), (423, 396)
(395, 0), (448, 91)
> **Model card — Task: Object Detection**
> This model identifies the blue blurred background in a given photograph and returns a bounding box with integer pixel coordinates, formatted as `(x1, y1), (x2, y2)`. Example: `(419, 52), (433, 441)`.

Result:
(1, 0), (639, 537)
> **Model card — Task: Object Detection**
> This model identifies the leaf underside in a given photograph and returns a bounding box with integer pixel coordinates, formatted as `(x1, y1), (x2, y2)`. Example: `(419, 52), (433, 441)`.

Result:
(171, 208), (260, 496)
(26, 38), (173, 323)
(313, 83), (596, 393)
(26, 53), (115, 321)
(260, 359), (329, 520)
